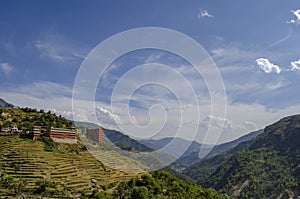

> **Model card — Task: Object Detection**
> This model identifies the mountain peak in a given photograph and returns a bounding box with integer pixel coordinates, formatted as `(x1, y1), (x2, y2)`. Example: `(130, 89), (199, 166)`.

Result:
(264, 114), (300, 136)
(0, 98), (14, 108)
(251, 114), (300, 153)
(184, 114), (300, 198)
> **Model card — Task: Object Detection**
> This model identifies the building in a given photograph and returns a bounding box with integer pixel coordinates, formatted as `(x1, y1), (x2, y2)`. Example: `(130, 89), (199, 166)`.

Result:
(47, 127), (76, 140)
(11, 125), (19, 132)
(1, 127), (11, 133)
(28, 126), (42, 140)
(86, 128), (104, 144)
(27, 126), (76, 142)
(1, 125), (20, 133)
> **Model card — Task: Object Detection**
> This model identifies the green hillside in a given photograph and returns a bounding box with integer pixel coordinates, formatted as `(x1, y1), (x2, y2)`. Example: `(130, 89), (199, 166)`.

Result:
(0, 135), (141, 198)
(0, 107), (229, 198)
(112, 170), (230, 199)
(0, 108), (142, 197)
(0, 107), (72, 129)
(184, 115), (300, 198)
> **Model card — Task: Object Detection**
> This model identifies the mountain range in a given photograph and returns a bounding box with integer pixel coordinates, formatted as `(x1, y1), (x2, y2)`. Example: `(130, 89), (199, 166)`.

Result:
(184, 114), (300, 198)
(140, 137), (210, 158)
(141, 129), (264, 168)
(1, 98), (300, 198)
(74, 121), (153, 152)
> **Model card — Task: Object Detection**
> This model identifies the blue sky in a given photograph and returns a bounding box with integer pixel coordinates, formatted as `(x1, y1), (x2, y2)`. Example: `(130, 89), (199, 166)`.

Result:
(1, 0), (300, 144)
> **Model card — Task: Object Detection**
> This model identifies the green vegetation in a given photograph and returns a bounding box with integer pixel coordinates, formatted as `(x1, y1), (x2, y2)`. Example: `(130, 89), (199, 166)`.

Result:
(0, 107), (72, 130)
(81, 170), (230, 198)
(0, 171), (28, 195)
(0, 136), (141, 198)
(0, 135), (229, 198)
(184, 115), (300, 198)
(183, 141), (250, 186)
(104, 128), (154, 152)
(110, 170), (230, 198)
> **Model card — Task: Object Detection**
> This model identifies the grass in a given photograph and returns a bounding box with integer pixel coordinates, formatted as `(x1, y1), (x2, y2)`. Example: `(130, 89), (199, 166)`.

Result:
(0, 135), (143, 197)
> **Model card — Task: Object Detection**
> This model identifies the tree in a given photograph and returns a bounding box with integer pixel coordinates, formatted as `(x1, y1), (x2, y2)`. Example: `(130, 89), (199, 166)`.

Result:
(131, 186), (149, 199)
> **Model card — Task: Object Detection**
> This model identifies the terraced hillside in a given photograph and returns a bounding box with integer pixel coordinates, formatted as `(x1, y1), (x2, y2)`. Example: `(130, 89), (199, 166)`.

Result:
(0, 135), (143, 197)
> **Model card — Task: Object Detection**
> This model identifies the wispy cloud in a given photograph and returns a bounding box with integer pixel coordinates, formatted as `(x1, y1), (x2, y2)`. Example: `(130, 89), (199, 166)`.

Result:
(0, 62), (13, 75)
(265, 29), (292, 50)
(266, 77), (289, 90)
(2, 80), (300, 144)
(256, 58), (281, 74)
(242, 121), (257, 131)
(198, 9), (214, 19)
(210, 44), (259, 66)
(287, 9), (300, 24)
(33, 34), (86, 63)
(203, 115), (232, 129)
(145, 53), (163, 64)
(13, 81), (72, 99)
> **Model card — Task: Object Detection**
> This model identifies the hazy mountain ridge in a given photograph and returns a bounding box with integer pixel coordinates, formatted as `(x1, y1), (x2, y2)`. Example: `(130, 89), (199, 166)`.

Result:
(0, 105), (229, 198)
(204, 129), (264, 159)
(0, 98), (14, 108)
(165, 129), (263, 167)
(140, 137), (211, 158)
(73, 121), (154, 152)
(184, 114), (300, 198)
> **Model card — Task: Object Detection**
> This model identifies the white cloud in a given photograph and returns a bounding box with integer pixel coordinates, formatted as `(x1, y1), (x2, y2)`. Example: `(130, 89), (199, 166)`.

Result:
(210, 44), (260, 67)
(293, 9), (300, 20)
(266, 81), (285, 90)
(243, 121), (257, 131)
(287, 9), (300, 24)
(211, 48), (225, 57)
(34, 34), (85, 63)
(12, 81), (72, 99)
(96, 106), (121, 127)
(145, 54), (163, 64)
(198, 9), (214, 19)
(290, 59), (300, 72)
(0, 62), (13, 75)
(2, 80), (300, 144)
(203, 115), (232, 129)
(256, 58), (281, 74)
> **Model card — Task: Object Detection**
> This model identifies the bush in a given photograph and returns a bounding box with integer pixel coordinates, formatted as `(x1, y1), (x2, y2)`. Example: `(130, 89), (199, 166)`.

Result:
(35, 180), (56, 195)
(90, 189), (114, 199)
(39, 136), (58, 151)
(131, 186), (149, 199)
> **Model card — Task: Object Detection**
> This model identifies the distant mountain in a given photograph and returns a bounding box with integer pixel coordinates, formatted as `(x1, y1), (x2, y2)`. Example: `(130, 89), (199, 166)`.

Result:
(167, 129), (263, 167)
(184, 115), (300, 198)
(175, 147), (213, 166)
(204, 129), (263, 159)
(103, 128), (154, 152)
(0, 98), (14, 108)
(74, 121), (153, 152)
(140, 137), (211, 159)
(140, 137), (213, 168)
(0, 106), (228, 198)
(183, 140), (251, 186)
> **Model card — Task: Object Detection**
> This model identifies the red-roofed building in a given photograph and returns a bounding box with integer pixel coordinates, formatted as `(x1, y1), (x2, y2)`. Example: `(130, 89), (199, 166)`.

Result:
(28, 126), (42, 140)
(28, 126), (77, 142)
(48, 127), (76, 140)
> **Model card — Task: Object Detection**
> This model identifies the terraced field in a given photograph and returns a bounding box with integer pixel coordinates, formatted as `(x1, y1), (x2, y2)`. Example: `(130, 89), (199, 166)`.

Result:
(0, 135), (144, 197)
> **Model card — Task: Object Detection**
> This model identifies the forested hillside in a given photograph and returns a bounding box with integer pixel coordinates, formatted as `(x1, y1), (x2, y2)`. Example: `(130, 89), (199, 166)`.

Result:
(0, 107), (72, 130)
(184, 115), (300, 198)
(0, 107), (229, 198)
